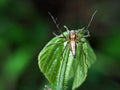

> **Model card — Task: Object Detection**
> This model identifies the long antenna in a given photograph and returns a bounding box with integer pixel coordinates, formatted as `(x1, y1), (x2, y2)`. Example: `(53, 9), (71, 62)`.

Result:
(85, 10), (97, 30)
(48, 12), (66, 38)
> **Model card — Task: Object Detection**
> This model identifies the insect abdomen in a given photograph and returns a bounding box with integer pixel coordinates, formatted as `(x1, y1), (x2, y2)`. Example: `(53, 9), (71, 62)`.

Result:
(70, 40), (76, 58)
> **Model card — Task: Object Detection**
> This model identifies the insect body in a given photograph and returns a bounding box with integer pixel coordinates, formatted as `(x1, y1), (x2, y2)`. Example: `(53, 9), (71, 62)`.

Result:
(60, 28), (89, 58)
(69, 30), (76, 57)
(48, 10), (97, 58)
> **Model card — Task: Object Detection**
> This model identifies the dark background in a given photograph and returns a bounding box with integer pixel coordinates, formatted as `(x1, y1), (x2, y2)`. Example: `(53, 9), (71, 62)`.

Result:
(0, 0), (120, 90)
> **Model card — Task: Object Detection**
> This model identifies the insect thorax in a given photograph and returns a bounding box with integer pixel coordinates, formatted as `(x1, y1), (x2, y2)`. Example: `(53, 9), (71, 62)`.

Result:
(69, 30), (76, 40)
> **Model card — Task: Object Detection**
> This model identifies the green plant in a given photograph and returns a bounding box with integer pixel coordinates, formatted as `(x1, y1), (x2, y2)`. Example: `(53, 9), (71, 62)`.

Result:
(38, 26), (96, 90)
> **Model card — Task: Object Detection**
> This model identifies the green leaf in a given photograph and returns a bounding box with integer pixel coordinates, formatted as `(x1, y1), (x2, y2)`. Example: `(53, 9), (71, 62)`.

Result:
(38, 31), (96, 90)
(71, 42), (96, 89)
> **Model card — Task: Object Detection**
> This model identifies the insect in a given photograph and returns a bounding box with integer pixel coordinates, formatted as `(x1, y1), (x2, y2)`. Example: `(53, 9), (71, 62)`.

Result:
(48, 10), (97, 58)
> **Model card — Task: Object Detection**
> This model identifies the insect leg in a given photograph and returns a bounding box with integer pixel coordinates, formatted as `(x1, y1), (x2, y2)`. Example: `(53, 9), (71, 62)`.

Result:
(48, 12), (67, 39)
(64, 25), (70, 34)
(52, 32), (59, 37)
(76, 38), (85, 44)
(77, 27), (84, 33)
(82, 30), (90, 38)
(52, 32), (65, 38)
(85, 10), (97, 30)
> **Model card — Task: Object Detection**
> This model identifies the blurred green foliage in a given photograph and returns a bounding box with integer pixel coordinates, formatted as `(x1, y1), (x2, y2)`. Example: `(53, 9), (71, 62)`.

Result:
(0, 0), (120, 90)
